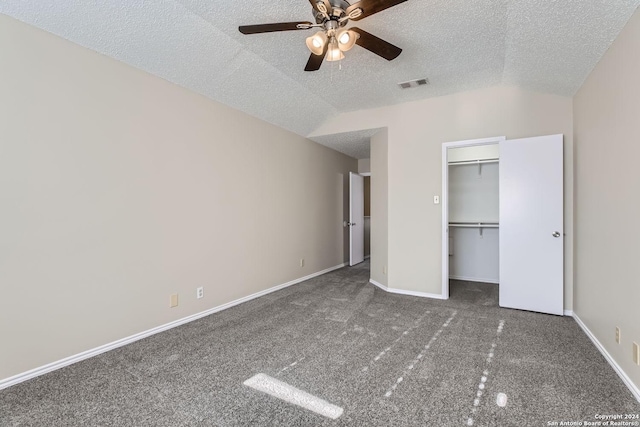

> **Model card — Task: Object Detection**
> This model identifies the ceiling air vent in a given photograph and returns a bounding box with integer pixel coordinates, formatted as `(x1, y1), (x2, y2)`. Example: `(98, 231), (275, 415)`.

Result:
(398, 78), (430, 89)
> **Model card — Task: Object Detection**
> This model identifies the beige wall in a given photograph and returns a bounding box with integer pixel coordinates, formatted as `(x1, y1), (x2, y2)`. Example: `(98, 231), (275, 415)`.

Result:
(358, 159), (371, 174)
(370, 129), (389, 286)
(574, 8), (640, 391)
(0, 15), (356, 381)
(312, 86), (574, 305)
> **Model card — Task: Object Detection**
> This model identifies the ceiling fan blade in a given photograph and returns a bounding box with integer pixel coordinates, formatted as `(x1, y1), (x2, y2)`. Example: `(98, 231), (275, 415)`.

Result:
(304, 43), (329, 71)
(239, 22), (313, 34)
(308, 0), (333, 14)
(347, 0), (408, 21)
(352, 27), (402, 60)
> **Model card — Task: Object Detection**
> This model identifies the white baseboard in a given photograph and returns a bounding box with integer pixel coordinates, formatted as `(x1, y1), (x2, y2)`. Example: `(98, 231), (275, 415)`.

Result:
(563, 310), (573, 317)
(0, 263), (346, 391)
(369, 278), (387, 290)
(369, 279), (447, 300)
(449, 275), (499, 284)
(573, 314), (640, 402)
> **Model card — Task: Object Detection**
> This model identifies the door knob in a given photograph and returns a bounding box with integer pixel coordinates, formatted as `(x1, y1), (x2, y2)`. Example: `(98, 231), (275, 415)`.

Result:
(553, 231), (561, 238)
(352, 222), (356, 226)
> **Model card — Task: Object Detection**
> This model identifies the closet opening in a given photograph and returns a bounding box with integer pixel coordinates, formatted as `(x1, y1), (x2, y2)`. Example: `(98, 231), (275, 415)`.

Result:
(442, 134), (564, 314)
(441, 137), (505, 302)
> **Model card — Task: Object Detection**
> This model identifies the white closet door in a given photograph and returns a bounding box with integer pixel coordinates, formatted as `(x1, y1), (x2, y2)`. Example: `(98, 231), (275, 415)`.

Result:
(499, 135), (564, 315)
(349, 172), (365, 266)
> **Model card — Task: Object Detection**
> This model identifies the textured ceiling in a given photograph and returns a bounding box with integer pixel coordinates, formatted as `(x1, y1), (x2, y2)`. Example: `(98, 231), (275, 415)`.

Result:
(1, 1), (638, 159)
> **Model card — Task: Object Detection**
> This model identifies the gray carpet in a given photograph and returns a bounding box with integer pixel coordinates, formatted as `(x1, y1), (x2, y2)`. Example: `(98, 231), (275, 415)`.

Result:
(1, 262), (639, 426)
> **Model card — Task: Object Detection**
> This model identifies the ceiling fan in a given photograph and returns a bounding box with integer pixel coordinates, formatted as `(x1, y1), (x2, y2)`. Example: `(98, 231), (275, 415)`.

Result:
(239, 0), (407, 71)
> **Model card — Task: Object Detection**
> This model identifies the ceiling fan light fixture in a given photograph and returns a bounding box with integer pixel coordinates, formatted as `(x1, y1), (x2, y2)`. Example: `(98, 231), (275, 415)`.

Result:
(326, 46), (345, 61)
(337, 29), (358, 51)
(306, 31), (328, 55)
(326, 37), (345, 61)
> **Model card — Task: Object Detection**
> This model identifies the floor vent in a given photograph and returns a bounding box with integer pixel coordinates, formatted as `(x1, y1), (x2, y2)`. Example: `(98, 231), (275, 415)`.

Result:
(398, 78), (430, 89)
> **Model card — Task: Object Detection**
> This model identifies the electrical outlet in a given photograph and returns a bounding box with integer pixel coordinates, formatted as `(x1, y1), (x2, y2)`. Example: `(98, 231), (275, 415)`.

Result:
(196, 287), (204, 299)
(169, 294), (179, 308)
(616, 327), (621, 344)
(633, 342), (639, 366)
(300, 258), (305, 267)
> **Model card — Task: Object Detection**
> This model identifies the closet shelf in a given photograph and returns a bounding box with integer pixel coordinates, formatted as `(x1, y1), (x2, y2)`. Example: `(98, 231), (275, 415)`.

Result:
(448, 158), (498, 175)
(448, 158), (498, 166)
(449, 222), (499, 236)
(449, 222), (499, 228)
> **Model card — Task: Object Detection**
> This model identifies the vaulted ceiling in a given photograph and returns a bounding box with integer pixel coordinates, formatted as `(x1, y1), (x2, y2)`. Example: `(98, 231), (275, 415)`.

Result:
(2, 1), (638, 158)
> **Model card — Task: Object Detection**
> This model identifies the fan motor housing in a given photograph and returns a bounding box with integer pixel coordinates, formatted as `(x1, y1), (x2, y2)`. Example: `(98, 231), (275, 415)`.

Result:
(330, 0), (352, 11)
(313, 0), (352, 24)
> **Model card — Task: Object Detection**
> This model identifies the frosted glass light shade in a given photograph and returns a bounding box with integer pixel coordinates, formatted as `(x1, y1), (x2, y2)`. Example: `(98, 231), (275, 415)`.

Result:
(306, 31), (328, 55)
(337, 29), (357, 51)
(326, 44), (345, 61)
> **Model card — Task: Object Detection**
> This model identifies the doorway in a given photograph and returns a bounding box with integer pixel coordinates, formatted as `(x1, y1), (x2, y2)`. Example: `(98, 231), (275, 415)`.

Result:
(442, 137), (504, 304)
(349, 172), (365, 266)
(441, 135), (565, 315)
(349, 171), (371, 267)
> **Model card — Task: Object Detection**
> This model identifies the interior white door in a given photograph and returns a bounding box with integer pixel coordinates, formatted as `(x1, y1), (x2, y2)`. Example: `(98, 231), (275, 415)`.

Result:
(499, 134), (564, 315)
(349, 172), (365, 266)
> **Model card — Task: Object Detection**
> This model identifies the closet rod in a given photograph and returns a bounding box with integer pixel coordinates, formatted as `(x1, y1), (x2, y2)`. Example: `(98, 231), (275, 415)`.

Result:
(449, 222), (498, 236)
(449, 222), (499, 228)
(448, 158), (499, 166)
